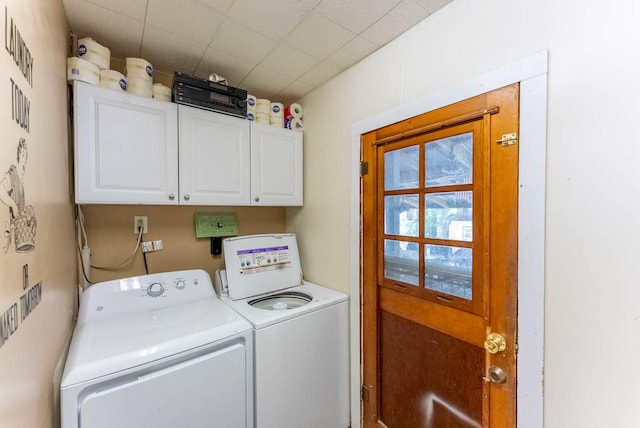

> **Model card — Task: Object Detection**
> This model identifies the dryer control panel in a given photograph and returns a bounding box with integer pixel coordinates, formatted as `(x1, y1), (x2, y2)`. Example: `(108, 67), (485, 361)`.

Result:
(76, 269), (215, 326)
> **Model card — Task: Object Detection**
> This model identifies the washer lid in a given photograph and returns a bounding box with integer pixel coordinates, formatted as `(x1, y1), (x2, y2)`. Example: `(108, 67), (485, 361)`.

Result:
(60, 297), (251, 387)
(224, 234), (303, 300)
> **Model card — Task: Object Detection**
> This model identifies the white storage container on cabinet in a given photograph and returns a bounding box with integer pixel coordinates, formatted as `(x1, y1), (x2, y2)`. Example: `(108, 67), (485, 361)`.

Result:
(178, 105), (250, 205)
(73, 81), (179, 204)
(250, 122), (303, 206)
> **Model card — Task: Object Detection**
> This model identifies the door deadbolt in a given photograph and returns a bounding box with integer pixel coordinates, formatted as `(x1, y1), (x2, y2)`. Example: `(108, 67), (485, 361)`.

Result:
(487, 366), (507, 384)
(484, 332), (507, 354)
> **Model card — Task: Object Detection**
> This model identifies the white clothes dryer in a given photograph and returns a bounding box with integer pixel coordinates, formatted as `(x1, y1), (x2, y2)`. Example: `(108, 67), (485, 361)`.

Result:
(217, 234), (349, 428)
(60, 269), (254, 428)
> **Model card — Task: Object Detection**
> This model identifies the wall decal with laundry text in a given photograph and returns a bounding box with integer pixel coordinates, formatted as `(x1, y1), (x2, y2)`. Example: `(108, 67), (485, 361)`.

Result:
(2, 5), (36, 254)
(0, 264), (43, 349)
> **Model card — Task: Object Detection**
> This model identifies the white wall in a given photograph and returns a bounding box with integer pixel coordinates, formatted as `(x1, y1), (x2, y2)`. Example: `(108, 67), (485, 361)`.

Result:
(0, 1), (77, 427)
(287, 0), (640, 426)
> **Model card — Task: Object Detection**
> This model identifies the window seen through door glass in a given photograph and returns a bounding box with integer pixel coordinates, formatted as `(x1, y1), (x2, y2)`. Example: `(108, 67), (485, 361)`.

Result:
(425, 132), (472, 187)
(385, 146), (419, 190)
(425, 244), (472, 299)
(424, 192), (472, 241)
(385, 195), (419, 236)
(384, 239), (419, 286)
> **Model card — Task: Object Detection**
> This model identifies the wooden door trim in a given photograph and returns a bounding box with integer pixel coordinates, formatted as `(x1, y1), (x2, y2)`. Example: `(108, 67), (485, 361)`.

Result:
(379, 287), (485, 347)
(373, 106), (500, 146)
(361, 131), (378, 426)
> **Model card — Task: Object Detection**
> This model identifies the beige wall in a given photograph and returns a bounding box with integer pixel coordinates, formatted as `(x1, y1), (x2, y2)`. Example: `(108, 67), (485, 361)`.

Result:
(81, 205), (285, 284)
(0, 1), (77, 427)
(288, 0), (640, 427)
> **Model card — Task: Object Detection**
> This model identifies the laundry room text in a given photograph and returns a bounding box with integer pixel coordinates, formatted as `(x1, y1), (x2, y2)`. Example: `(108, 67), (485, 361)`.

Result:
(0, 264), (43, 349)
(4, 6), (33, 133)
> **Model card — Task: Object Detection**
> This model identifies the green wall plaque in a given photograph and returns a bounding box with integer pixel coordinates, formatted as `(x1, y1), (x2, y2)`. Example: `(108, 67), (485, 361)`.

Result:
(194, 212), (238, 238)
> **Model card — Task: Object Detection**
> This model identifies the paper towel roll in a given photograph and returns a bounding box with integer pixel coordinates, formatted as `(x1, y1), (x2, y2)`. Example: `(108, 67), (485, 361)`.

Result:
(255, 112), (270, 124)
(67, 57), (99, 85)
(256, 98), (271, 114)
(99, 69), (126, 91)
(271, 102), (284, 116)
(287, 117), (303, 131)
(270, 115), (284, 128)
(77, 38), (110, 70)
(288, 103), (303, 118)
(125, 57), (153, 82)
(126, 76), (152, 98)
(152, 83), (171, 102)
(247, 94), (257, 111)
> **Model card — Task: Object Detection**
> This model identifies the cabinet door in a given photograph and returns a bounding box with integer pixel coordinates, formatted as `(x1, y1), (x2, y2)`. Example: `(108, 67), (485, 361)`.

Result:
(74, 81), (179, 204)
(178, 106), (251, 205)
(250, 122), (303, 206)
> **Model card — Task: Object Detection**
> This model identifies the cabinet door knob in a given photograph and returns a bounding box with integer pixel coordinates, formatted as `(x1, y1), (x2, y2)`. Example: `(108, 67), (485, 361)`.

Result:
(184, 194), (191, 201)
(168, 194), (175, 200)
(254, 196), (260, 202)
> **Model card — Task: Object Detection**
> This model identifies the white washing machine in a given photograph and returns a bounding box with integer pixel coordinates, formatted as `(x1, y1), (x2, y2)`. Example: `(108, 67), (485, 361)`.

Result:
(215, 234), (350, 428)
(60, 269), (254, 428)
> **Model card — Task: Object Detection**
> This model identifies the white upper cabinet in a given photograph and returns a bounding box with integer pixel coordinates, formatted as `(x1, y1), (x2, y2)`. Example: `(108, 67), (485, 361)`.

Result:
(73, 81), (303, 206)
(74, 81), (179, 204)
(250, 122), (303, 206)
(178, 105), (250, 205)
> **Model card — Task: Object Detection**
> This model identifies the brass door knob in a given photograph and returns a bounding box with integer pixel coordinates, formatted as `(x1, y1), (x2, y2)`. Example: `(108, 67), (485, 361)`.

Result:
(484, 332), (507, 354)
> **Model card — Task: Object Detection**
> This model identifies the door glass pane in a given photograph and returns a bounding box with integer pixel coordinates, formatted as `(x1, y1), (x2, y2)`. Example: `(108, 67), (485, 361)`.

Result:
(384, 239), (419, 286)
(424, 192), (473, 241)
(385, 146), (419, 190)
(424, 244), (472, 299)
(385, 195), (419, 236)
(425, 132), (472, 187)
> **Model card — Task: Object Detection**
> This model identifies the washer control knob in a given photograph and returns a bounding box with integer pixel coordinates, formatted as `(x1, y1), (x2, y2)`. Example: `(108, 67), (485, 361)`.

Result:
(176, 280), (186, 290)
(147, 282), (164, 297)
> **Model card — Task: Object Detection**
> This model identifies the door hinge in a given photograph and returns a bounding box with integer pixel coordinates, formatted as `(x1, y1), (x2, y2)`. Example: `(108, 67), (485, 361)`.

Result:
(360, 161), (369, 176)
(496, 132), (518, 146)
(361, 385), (370, 401)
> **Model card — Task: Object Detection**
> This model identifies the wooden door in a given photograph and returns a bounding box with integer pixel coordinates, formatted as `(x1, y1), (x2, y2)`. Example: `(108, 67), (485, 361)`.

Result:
(361, 84), (519, 428)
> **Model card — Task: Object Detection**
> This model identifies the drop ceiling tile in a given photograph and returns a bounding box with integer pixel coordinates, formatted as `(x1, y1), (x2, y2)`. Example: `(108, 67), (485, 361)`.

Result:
(298, 59), (343, 86)
(278, 79), (316, 103)
(85, 0), (148, 21)
(196, 47), (256, 87)
(209, 20), (278, 64)
(327, 36), (380, 68)
(228, 0), (314, 41)
(192, 0), (236, 14)
(361, 0), (430, 46)
(239, 66), (297, 100)
(260, 45), (321, 79)
(141, 25), (208, 75)
(414, 0), (453, 14)
(315, 0), (402, 34)
(146, 0), (223, 44)
(64, 0), (145, 58)
(284, 12), (356, 60)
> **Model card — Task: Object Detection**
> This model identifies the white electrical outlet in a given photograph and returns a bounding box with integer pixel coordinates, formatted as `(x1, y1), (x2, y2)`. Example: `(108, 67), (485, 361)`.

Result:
(142, 240), (163, 252)
(134, 216), (148, 234)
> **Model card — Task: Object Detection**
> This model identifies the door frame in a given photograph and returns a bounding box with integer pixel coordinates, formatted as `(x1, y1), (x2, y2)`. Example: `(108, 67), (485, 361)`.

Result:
(349, 50), (548, 428)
